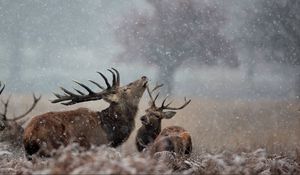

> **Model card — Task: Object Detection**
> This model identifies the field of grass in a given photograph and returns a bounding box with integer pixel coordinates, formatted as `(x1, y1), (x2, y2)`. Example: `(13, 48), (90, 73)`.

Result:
(1, 94), (300, 174)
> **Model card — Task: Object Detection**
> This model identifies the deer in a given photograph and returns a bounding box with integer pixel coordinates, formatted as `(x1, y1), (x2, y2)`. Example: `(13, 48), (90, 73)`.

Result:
(0, 82), (41, 147)
(136, 83), (192, 158)
(23, 68), (148, 157)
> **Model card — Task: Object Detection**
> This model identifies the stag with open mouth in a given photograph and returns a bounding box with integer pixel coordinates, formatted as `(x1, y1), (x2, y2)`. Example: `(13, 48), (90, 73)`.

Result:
(23, 68), (148, 157)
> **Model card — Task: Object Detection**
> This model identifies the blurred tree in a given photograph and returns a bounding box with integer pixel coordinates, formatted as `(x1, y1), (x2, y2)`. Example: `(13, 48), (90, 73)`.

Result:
(240, 0), (300, 96)
(115, 0), (238, 93)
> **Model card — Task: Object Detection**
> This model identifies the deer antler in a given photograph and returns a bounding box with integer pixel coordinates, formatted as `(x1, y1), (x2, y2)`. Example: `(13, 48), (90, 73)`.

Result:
(147, 83), (164, 108)
(9, 94), (41, 121)
(0, 82), (5, 95)
(51, 68), (120, 105)
(0, 94), (41, 121)
(0, 95), (10, 120)
(146, 83), (191, 111)
(159, 97), (191, 111)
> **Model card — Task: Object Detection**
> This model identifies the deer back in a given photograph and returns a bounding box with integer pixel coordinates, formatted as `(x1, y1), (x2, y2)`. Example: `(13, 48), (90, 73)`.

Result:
(23, 108), (108, 156)
(150, 126), (192, 157)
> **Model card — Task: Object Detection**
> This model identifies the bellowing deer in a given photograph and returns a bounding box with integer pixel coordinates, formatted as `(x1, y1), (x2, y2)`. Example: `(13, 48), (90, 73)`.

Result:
(23, 68), (148, 157)
(136, 84), (192, 157)
(0, 82), (41, 146)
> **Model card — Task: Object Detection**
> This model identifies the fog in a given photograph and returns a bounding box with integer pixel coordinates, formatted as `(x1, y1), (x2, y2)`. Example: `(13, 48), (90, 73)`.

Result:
(0, 0), (299, 100)
(1, 1), (300, 174)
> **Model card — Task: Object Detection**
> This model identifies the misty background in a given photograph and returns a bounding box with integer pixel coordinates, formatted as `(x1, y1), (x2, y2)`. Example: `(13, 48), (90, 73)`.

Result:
(0, 0), (299, 100)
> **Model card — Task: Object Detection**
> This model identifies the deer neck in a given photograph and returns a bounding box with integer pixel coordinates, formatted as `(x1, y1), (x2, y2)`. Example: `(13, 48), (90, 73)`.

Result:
(145, 124), (161, 136)
(141, 123), (161, 141)
(98, 102), (138, 147)
(137, 124), (161, 148)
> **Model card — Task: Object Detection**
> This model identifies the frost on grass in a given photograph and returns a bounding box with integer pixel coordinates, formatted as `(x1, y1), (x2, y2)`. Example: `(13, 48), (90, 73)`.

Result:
(186, 149), (300, 175)
(33, 144), (172, 174)
(0, 142), (300, 175)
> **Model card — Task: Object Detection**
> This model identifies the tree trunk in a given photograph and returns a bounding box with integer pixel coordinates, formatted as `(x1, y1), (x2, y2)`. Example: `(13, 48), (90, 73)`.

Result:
(157, 66), (176, 95)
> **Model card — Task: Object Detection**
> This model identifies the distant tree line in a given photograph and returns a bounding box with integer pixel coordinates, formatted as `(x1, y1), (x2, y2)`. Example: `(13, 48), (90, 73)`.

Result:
(116, 0), (300, 96)
(239, 0), (300, 96)
(115, 0), (239, 93)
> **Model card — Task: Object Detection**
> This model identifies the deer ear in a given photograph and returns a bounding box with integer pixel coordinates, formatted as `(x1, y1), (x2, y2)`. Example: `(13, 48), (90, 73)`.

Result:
(163, 111), (176, 119)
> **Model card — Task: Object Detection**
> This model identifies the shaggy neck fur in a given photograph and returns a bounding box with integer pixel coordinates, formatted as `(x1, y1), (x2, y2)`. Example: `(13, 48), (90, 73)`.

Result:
(136, 123), (161, 152)
(99, 103), (138, 147)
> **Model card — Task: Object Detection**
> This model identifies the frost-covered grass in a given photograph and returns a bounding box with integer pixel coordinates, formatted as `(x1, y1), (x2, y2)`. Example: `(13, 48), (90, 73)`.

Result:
(0, 143), (299, 175)
(0, 95), (299, 174)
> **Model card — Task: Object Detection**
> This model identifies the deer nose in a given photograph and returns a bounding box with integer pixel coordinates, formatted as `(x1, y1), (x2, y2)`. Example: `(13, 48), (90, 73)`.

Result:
(140, 116), (146, 122)
(141, 76), (147, 80)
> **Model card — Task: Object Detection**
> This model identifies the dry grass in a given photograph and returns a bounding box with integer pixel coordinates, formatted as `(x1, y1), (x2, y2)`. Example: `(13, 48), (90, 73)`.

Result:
(125, 98), (300, 156)
(3, 94), (300, 154)
(1, 94), (300, 174)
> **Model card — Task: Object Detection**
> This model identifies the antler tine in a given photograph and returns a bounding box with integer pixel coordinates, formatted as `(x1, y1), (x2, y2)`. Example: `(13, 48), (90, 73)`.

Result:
(0, 95), (11, 120)
(147, 83), (163, 108)
(160, 95), (169, 108)
(111, 68), (120, 86)
(97, 72), (111, 89)
(160, 97), (191, 111)
(0, 82), (4, 95)
(146, 86), (154, 103)
(10, 94), (41, 121)
(165, 100), (174, 108)
(151, 83), (164, 93)
(73, 88), (85, 95)
(107, 69), (117, 87)
(89, 80), (105, 90)
(60, 87), (78, 96)
(73, 80), (95, 94)
(154, 92), (160, 103)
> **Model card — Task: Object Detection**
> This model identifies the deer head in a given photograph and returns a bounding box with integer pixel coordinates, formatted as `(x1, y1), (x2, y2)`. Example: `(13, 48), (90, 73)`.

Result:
(0, 82), (41, 144)
(140, 84), (191, 130)
(51, 68), (148, 108)
(136, 83), (191, 152)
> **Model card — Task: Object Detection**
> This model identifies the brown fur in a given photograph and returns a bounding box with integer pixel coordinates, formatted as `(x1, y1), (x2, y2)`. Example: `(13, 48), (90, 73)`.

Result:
(0, 82), (40, 147)
(136, 84), (192, 157)
(23, 108), (107, 156)
(0, 120), (24, 146)
(150, 126), (192, 156)
(23, 75), (147, 157)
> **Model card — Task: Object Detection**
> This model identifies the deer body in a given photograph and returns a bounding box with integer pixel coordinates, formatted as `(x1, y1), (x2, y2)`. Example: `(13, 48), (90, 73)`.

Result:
(0, 120), (24, 146)
(23, 69), (147, 157)
(136, 84), (192, 157)
(150, 126), (192, 156)
(0, 82), (41, 147)
(24, 108), (106, 155)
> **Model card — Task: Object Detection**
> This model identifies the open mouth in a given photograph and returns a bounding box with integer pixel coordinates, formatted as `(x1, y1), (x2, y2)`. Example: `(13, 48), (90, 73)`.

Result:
(140, 116), (149, 125)
(142, 81), (148, 88)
